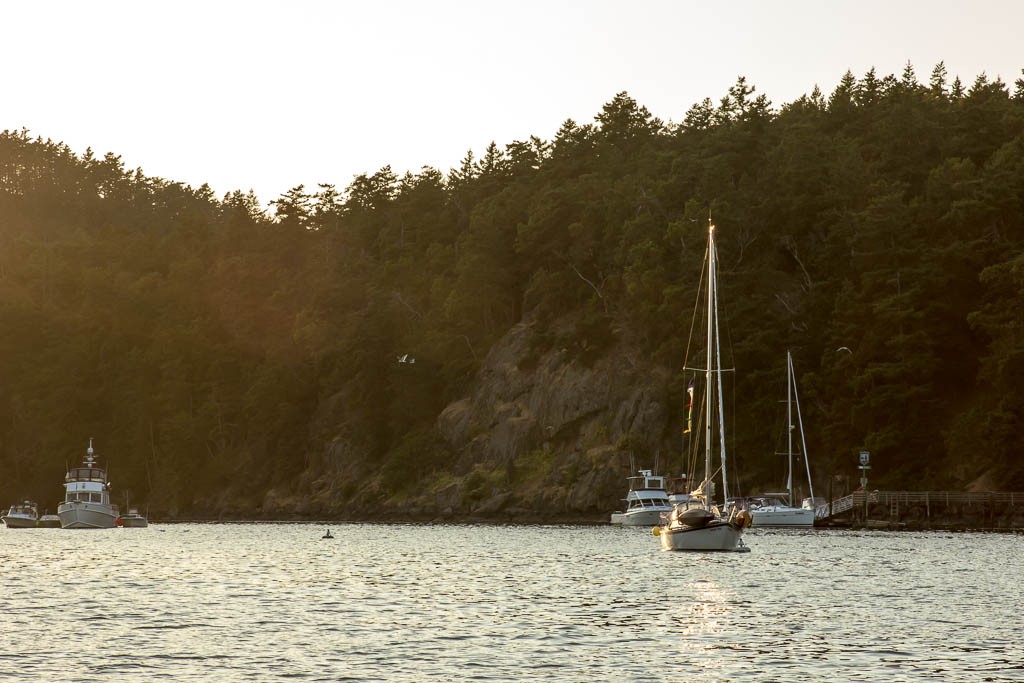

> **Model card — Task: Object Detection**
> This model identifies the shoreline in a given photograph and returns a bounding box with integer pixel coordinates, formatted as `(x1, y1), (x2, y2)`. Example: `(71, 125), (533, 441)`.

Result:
(109, 516), (1024, 532)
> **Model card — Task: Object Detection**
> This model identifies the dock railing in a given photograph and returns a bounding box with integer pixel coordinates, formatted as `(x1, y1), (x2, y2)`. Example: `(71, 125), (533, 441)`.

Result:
(820, 491), (1020, 520)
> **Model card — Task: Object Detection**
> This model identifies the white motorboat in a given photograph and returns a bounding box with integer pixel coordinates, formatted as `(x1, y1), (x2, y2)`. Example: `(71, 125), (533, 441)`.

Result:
(2, 500), (39, 529)
(748, 351), (816, 528)
(610, 470), (672, 525)
(57, 439), (119, 529)
(36, 513), (61, 528)
(118, 509), (149, 528)
(658, 217), (750, 552)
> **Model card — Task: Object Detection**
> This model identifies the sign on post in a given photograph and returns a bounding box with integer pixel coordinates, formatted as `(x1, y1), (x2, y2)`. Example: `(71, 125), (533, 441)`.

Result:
(857, 450), (871, 495)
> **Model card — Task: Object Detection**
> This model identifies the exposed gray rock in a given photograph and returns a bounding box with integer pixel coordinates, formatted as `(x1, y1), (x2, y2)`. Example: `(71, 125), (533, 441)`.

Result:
(436, 317), (675, 516)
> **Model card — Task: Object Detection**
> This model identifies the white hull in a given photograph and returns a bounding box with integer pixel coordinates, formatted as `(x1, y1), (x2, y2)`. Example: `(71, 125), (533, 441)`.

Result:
(659, 520), (744, 551)
(119, 515), (149, 528)
(750, 506), (814, 527)
(58, 502), (118, 529)
(611, 506), (670, 526)
(2, 515), (38, 529)
(612, 470), (671, 526)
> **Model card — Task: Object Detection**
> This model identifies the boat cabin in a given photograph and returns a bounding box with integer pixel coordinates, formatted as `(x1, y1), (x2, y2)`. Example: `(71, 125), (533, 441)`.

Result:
(64, 491), (110, 504)
(747, 494), (789, 509)
(625, 495), (670, 512)
(626, 470), (666, 492)
(65, 466), (107, 483)
(6, 501), (38, 514)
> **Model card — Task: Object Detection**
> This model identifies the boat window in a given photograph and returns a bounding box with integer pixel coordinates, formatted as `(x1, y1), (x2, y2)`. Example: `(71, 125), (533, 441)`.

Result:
(68, 467), (105, 481)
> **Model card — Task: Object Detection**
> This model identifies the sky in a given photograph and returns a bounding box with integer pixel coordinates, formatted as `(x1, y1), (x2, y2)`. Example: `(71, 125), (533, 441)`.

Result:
(3, 1), (1023, 207)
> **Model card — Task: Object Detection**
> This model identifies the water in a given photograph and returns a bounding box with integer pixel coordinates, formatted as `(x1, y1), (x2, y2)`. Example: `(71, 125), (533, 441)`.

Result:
(2, 524), (1022, 682)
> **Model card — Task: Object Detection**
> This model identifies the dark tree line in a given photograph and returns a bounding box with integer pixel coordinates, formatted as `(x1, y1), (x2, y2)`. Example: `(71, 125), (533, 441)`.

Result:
(2, 61), (1024, 516)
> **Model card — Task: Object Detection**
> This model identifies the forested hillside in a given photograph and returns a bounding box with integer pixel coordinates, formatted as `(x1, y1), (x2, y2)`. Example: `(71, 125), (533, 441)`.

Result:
(2, 62), (1023, 519)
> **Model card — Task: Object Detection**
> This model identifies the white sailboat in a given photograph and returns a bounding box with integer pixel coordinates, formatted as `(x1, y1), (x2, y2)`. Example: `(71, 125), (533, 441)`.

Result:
(748, 351), (815, 527)
(658, 217), (750, 552)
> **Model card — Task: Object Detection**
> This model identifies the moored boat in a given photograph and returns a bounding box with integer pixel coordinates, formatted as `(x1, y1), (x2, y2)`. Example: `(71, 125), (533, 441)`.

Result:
(2, 500), (39, 529)
(610, 470), (672, 525)
(117, 509), (149, 528)
(36, 513), (61, 528)
(57, 439), (119, 529)
(658, 217), (750, 552)
(747, 494), (815, 527)
(748, 351), (815, 528)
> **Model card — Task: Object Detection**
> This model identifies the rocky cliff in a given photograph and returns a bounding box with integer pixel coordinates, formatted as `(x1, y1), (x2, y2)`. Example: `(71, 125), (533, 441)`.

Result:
(431, 318), (675, 520)
(272, 317), (680, 522)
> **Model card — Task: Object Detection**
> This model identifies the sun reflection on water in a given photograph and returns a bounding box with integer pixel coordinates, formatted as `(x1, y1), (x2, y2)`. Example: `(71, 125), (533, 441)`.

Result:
(674, 578), (732, 635)
(2, 525), (1021, 681)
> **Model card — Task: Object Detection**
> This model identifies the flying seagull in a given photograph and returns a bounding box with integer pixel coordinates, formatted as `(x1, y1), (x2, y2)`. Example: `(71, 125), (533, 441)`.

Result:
(836, 346), (852, 354)
(397, 354), (416, 364)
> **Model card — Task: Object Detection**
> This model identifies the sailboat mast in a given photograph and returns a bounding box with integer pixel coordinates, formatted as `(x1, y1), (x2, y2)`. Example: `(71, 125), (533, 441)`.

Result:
(713, 231), (729, 506)
(704, 218), (715, 510)
(791, 352), (816, 505)
(787, 350), (794, 507)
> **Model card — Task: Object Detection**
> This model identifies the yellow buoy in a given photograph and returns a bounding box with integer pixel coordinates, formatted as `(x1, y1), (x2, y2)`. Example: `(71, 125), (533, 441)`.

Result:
(651, 526), (661, 536)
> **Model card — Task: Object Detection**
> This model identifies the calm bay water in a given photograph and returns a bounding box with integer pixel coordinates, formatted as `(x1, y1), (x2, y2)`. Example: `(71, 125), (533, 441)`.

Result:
(1, 523), (1022, 682)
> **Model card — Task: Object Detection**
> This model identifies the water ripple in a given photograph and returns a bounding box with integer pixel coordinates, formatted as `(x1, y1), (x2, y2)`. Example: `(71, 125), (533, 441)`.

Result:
(2, 524), (1023, 681)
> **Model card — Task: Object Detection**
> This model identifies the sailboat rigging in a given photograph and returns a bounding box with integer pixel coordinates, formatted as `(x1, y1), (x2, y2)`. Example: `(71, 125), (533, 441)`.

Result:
(658, 216), (750, 551)
(747, 351), (816, 527)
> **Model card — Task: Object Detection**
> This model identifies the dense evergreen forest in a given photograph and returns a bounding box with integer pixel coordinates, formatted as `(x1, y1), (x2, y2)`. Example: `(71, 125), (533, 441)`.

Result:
(3, 62), (1024, 519)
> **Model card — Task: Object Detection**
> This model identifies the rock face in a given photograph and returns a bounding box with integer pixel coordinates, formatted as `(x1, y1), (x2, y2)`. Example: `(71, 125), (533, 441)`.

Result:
(435, 318), (676, 519)
(246, 316), (682, 523)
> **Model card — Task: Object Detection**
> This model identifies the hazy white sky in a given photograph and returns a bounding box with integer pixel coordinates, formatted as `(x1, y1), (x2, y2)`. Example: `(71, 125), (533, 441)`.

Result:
(3, 1), (1022, 205)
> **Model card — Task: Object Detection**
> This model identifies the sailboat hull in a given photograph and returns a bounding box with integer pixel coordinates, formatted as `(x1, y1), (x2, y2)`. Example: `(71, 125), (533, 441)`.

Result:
(750, 506), (814, 527)
(659, 519), (744, 551)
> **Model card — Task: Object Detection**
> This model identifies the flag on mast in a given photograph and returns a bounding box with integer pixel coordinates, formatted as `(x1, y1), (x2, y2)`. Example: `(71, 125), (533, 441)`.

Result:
(683, 378), (695, 434)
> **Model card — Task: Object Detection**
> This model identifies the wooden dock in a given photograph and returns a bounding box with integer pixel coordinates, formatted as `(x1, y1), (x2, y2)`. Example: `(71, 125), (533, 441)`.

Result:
(814, 491), (1024, 530)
